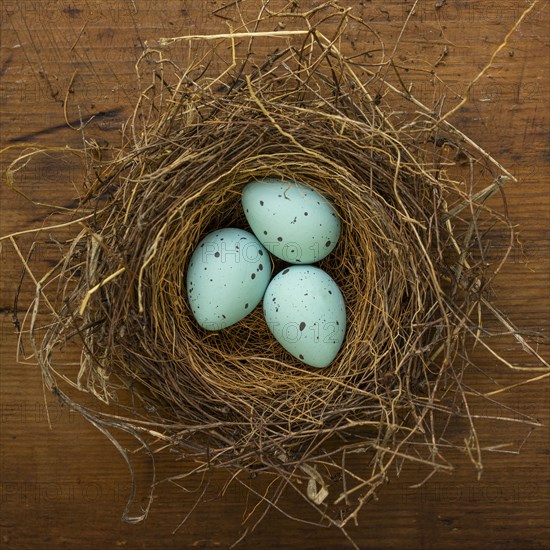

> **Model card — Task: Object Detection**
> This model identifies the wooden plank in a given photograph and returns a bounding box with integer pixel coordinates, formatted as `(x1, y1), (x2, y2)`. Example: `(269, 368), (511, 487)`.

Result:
(1, 1), (548, 548)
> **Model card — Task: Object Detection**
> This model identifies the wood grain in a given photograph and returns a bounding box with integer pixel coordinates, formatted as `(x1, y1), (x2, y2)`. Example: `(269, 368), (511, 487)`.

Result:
(1, 1), (549, 549)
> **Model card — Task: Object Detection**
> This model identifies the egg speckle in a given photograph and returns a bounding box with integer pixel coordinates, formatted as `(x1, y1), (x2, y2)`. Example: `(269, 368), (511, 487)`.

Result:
(263, 266), (346, 368)
(242, 178), (341, 264)
(186, 228), (271, 330)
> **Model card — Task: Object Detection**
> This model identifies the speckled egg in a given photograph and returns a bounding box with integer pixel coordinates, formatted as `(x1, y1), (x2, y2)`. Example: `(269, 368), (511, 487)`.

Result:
(263, 266), (346, 368)
(242, 178), (341, 264)
(186, 228), (271, 330)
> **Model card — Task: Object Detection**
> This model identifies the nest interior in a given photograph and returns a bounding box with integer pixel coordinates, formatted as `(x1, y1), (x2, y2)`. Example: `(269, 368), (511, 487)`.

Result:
(7, 4), (542, 538)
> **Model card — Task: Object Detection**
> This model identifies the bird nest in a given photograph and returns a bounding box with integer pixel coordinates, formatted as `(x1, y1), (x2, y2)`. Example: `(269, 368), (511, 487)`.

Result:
(4, 3), (545, 544)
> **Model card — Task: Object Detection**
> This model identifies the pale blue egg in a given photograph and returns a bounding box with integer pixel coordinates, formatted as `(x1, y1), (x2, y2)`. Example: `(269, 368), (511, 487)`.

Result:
(186, 228), (271, 330)
(263, 266), (346, 368)
(242, 178), (341, 264)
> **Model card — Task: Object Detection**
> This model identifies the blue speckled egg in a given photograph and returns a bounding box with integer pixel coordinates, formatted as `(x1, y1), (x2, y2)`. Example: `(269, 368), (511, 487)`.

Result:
(186, 228), (271, 330)
(263, 266), (346, 368)
(242, 178), (341, 264)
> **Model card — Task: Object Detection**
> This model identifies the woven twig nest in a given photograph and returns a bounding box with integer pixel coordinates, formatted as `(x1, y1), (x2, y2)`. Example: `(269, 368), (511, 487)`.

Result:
(6, 5), (543, 542)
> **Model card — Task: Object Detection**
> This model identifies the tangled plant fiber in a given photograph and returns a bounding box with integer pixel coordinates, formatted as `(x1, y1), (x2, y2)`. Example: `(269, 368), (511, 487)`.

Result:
(3, 2), (548, 545)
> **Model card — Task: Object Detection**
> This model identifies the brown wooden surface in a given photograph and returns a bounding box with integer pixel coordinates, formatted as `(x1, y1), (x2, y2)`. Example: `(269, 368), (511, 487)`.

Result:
(1, 1), (549, 549)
